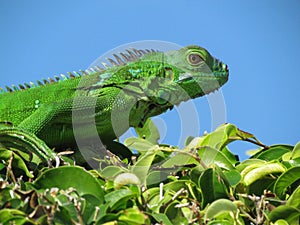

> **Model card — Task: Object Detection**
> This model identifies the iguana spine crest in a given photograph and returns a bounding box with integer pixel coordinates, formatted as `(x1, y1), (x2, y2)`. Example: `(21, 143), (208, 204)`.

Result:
(0, 48), (157, 93)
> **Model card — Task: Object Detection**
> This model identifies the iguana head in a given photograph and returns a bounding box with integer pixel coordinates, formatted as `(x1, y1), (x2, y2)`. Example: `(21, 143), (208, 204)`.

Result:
(106, 45), (229, 128)
(165, 45), (229, 98)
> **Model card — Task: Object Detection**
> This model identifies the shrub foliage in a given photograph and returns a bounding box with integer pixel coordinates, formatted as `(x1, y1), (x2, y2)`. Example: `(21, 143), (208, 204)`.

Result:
(0, 123), (300, 224)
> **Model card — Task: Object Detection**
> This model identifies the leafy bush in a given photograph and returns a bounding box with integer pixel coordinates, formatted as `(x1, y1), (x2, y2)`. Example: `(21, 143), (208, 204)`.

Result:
(0, 123), (299, 224)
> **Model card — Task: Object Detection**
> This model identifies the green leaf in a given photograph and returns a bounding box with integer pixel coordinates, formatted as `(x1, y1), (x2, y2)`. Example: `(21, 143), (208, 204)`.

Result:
(135, 118), (160, 144)
(223, 170), (241, 187)
(165, 201), (180, 220)
(0, 208), (37, 224)
(162, 146), (234, 171)
(104, 189), (136, 211)
(235, 158), (266, 172)
(268, 205), (300, 224)
(82, 194), (102, 224)
(185, 123), (260, 150)
(100, 166), (125, 179)
(0, 209), (26, 223)
(0, 162), (5, 171)
(151, 213), (173, 225)
(92, 204), (110, 222)
(254, 145), (291, 161)
(207, 220), (233, 225)
(204, 199), (237, 221)
(165, 201), (189, 224)
(242, 162), (286, 186)
(146, 170), (169, 186)
(124, 137), (155, 154)
(274, 166), (300, 198)
(291, 142), (300, 159)
(161, 151), (196, 168)
(184, 136), (195, 146)
(101, 221), (118, 225)
(53, 203), (75, 225)
(220, 147), (239, 165)
(273, 219), (290, 225)
(33, 166), (104, 201)
(142, 187), (162, 210)
(199, 168), (229, 207)
(131, 149), (158, 184)
(209, 208), (245, 225)
(0, 148), (34, 178)
(118, 208), (147, 224)
(164, 180), (191, 192)
(247, 177), (275, 196)
(162, 145), (234, 172)
(197, 147), (235, 170)
(287, 185), (300, 210)
(284, 157), (300, 167)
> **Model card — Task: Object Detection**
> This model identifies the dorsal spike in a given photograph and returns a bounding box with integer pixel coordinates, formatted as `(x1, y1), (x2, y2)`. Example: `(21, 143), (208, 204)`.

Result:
(95, 66), (104, 72)
(6, 86), (13, 92)
(84, 69), (92, 75)
(139, 49), (147, 54)
(29, 82), (36, 87)
(79, 70), (88, 76)
(73, 71), (82, 76)
(125, 49), (138, 60)
(67, 72), (76, 78)
(60, 74), (68, 80)
(112, 54), (125, 65)
(18, 84), (25, 90)
(131, 48), (143, 57)
(101, 62), (110, 68)
(37, 80), (44, 86)
(12, 85), (19, 91)
(88, 67), (98, 73)
(120, 52), (130, 62)
(24, 83), (31, 89)
(48, 77), (56, 83)
(106, 57), (118, 66)
(43, 79), (49, 84)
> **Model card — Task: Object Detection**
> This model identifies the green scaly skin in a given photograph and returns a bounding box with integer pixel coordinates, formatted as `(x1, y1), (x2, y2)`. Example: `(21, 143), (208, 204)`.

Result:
(0, 45), (229, 163)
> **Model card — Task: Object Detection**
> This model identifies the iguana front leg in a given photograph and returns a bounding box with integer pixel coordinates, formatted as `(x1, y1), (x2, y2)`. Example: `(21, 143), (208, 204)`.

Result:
(0, 122), (59, 166)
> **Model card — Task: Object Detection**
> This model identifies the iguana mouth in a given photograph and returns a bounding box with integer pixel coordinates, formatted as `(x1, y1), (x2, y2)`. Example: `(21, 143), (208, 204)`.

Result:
(178, 71), (228, 83)
(178, 58), (228, 83)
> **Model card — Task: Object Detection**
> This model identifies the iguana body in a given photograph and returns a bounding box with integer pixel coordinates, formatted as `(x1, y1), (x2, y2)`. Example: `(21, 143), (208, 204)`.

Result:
(0, 45), (228, 160)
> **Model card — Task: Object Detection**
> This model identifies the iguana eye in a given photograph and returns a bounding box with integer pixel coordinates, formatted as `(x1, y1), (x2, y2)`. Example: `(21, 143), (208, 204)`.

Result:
(188, 53), (203, 66)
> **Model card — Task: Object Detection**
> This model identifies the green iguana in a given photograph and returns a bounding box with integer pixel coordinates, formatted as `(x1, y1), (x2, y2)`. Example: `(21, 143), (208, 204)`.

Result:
(0, 45), (228, 164)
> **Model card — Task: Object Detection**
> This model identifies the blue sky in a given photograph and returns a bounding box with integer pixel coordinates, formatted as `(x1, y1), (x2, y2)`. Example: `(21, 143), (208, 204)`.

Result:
(0, 1), (299, 160)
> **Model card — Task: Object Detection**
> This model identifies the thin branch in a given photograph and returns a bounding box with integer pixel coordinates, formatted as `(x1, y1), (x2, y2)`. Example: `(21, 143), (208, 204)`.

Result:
(244, 138), (269, 149)
(7, 154), (17, 184)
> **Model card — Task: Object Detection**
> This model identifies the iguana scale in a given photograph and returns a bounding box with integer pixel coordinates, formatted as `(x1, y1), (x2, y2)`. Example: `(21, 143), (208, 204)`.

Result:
(0, 45), (228, 163)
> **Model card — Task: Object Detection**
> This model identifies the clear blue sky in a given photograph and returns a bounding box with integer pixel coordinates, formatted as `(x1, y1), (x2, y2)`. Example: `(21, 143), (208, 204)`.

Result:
(0, 1), (299, 160)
